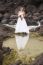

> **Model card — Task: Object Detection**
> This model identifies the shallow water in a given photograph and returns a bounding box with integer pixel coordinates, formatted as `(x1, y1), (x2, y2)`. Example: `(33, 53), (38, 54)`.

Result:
(3, 33), (43, 57)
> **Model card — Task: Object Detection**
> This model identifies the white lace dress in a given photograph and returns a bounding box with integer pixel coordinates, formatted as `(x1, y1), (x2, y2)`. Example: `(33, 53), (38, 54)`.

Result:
(15, 17), (29, 33)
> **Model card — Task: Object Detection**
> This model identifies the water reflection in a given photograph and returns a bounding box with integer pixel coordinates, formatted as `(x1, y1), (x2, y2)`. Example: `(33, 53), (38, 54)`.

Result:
(15, 34), (29, 50)
(3, 33), (43, 56)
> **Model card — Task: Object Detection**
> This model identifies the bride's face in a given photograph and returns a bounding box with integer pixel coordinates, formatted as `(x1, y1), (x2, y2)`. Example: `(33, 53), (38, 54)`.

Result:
(18, 7), (25, 18)
(18, 11), (24, 17)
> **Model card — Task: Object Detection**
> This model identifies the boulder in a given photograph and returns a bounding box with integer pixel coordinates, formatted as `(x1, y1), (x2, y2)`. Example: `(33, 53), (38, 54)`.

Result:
(1, 19), (8, 24)
(10, 60), (22, 65)
(4, 13), (10, 19)
(0, 50), (3, 65)
(0, 41), (3, 50)
(30, 53), (43, 65)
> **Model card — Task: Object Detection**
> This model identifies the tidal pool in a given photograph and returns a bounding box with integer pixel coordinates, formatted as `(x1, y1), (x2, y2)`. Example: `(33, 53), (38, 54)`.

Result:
(3, 33), (43, 57)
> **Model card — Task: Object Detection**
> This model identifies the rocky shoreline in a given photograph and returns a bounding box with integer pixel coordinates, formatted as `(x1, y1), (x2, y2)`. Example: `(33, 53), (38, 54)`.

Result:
(0, 24), (15, 65)
(0, 0), (43, 65)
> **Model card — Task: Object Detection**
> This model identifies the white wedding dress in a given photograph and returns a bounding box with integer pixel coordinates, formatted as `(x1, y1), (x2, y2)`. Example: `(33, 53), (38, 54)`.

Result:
(15, 17), (29, 33)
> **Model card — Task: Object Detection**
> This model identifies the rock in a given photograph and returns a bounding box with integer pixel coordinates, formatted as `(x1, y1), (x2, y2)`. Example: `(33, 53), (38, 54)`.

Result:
(10, 15), (16, 19)
(0, 26), (9, 39)
(0, 13), (3, 22)
(0, 50), (3, 65)
(0, 3), (6, 12)
(32, 15), (39, 20)
(39, 25), (43, 35)
(39, 15), (43, 20)
(9, 20), (17, 25)
(30, 53), (43, 65)
(33, 12), (40, 17)
(4, 13), (10, 19)
(40, 19), (43, 25)
(38, 4), (43, 12)
(0, 41), (3, 50)
(1, 19), (8, 24)
(10, 60), (22, 65)
(26, 5), (37, 14)
(15, 60), (22, 65)
(0, 13), (3, 18)
(2, 47), (11, 54)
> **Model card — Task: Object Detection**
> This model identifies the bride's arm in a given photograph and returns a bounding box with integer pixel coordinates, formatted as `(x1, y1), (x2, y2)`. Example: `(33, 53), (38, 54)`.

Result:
(3, 24), (16, 28)
(28, 21), (40, 30)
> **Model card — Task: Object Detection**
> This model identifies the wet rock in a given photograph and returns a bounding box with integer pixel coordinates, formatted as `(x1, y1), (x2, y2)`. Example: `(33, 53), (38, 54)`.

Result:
(4, 13), (10, 19)
(10, 60), (22, 65)
(9, 14), (17, 25)
(39, 15), (43, 20)
(39, 25), (43, 35)
(0, 3), (6, 12)
(38, 4), (43, 12)
(0, 13), (3, 17)
(0, 26), (10, 39)
(0, 13), (3, 21)
(9, 20), (17, 25)
(33, 12), (40, 17)
(30, 53), (43, 65)
(0, 50), (3, 65)
(26, 5), (37, 14)
(0, 0), (43, 14)
(40, 20), (43, 25)
(2, 47), (11, 54)
(32, 16), (39, 21)
(1, 19), (8, 24)
(15, 60), (22, 65)
(0, 41), (3, 50)
(0, 30), (8, 39)
(0, 25), (15, 39)
(10, 15), (16, 19)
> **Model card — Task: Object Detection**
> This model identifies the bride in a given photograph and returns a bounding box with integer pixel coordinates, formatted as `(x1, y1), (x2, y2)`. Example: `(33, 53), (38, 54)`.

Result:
(3, 7), (40, 50)
(15, 17), (29, 34)
(15, 7), (29, 34)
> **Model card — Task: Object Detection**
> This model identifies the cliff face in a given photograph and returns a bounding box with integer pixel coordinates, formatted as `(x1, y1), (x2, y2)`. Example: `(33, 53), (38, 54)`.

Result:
(0, 0), (43, 20)
(0, 0), (43, 14)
